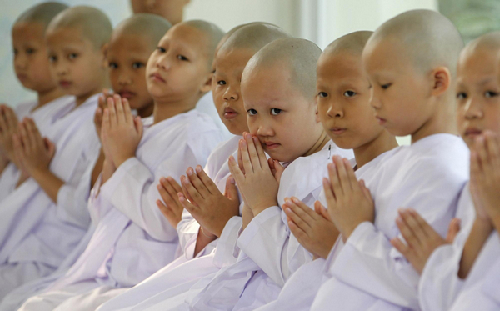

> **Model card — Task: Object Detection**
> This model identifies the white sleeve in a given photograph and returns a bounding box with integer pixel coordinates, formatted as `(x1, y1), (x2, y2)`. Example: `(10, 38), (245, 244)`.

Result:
(329, 161), (467, 309)
(100, 145), (199, 242)
(213, 215), (243, 268)
(55, 137), (100, 229)
(177, 210), (201, 259)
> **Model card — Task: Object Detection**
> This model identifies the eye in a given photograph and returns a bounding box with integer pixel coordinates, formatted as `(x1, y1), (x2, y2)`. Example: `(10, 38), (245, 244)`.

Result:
(381, 83), (392, 89)
(26, 48), (36, 54)
(270, 108), (282, 116)
(48, 55), (57, 63)
(157, 47), (166, 53)
(485, 91), (499, 98)
(343, 90), (357, 98)
(177, 55), (188, 61)
(12, 48), (18, 55)
(108, 62), (118, 69)
(68, 53), (78, 60)
(457, 92), (467, 99)
(132, 62), (145, 69)
(247, 108), (257, 116)
(317, 92), (328, 98)
(217, 80), (226, 86)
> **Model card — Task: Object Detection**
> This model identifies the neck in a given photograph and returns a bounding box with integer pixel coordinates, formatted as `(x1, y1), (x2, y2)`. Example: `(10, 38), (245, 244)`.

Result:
(303, 130), (329, 157)
(35, 87), (66, 111)
(152, 96), (198, 124)
(412, 93), (457, 144)
(76, 89), (101, 107)
(354, 130), (398, 169)
(137, 102), (155, 118)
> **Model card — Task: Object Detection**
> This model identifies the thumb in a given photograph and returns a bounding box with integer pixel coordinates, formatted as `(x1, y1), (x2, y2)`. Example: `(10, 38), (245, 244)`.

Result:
(224, 175), (238, 200)
(44, 138), (56, 157)
(446, 218), (461, 244)
(315, 200), (332, 221)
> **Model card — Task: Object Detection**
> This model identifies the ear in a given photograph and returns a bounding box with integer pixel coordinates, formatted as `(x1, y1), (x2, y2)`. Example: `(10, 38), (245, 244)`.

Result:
(100, 43), (109, 69)
(200, 72), (213, 94)
(430, 67), (451, 97)
(312, 98), (321, 123)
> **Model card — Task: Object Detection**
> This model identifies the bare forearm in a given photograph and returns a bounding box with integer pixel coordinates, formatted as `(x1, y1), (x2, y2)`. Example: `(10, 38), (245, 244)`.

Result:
(91, 151), (105, 187)
(30, 167), (64, 204)
(458, 218), (493, 278)
(193, 228), (216, 257)
(241, 204), (254, 232)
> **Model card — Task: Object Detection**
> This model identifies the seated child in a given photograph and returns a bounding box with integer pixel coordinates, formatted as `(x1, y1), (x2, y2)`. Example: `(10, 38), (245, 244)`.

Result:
(0, 13), (173, 311)
(310, 9), (469, 311)
(0, 2), (74, 200)
(134, 37), (353, 311)
(16, 19), (225, 311)
(252, 30), (399, 311)
(0, 5), (111, 300)
(96, 22), (292, 311)
(391, 32), (500, 311)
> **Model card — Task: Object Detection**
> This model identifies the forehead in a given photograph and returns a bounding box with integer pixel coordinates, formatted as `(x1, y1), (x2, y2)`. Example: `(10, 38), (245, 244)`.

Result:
(318, 52), (363, 79)
(362, 37), (410, 73)
(12, 22), (46, 42)
(109, 32), (154, 56)
(458, 46), (499, 76)
(161, 24), (208, 52)
(216, 48), (255, 74)
(46, 26), (91, 49)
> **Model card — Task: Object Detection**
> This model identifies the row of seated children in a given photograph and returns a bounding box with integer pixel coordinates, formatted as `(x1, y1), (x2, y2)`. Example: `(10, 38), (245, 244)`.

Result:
(0, 2), (498, 311)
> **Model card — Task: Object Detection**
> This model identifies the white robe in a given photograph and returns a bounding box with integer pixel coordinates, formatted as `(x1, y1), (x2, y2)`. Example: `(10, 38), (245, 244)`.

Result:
(106, 141), (353, 311)
(18, 110), (225, 311)
(196, 92), (231, 140)
(417, 184), (474, 311)
(0, 96), (75, 200)
(0, 94), (100, 300)
(449, 230), (500, 311)
(96, 135), (241, 311)
(310, 134), (469, 311)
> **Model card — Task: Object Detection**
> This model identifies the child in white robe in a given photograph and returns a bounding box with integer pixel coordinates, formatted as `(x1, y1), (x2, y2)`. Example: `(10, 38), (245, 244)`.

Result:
(310, 9), (469, 311)
(251, 30), (399, 311)
(95, 22), (292, 311)
(0, 5), (112, 300)
(16, 19), (226, 311)
(0, 14), (173, 311)
(0, 2), (74, 200)
(392, 32), (500, 311)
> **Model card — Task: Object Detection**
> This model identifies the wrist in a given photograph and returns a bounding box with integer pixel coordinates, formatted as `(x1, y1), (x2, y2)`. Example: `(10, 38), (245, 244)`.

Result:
(114, 154), (134, 168)
(30, 165), (50, 180)
(475, 216), (494, 234)
(251, 200), (277, 215)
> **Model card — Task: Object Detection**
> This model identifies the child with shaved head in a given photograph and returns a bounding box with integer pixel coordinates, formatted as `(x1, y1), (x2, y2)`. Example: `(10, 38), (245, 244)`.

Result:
(389, 32), (500, 311)
(310, 9), (469, 311)
(0, 5), (110, 301)
(0, 2), (73, 200)
(249, 30), (399, 311)
(96, 22), (292, 311)
(15, 19), (225, 311)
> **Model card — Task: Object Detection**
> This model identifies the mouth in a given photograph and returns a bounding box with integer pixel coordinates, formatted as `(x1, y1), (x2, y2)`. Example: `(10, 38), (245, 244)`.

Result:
(16, 73), (28, 81)
(376, 116), (387, 125)
(59, 80), (72, 88)
(223, 107), (238, 119)
(464, 128), (482, 137)
(150, 73), (166, 83)
(262, 142), (281, 150)
(118, 91), (136, 99)
(330, 127), (347, 135)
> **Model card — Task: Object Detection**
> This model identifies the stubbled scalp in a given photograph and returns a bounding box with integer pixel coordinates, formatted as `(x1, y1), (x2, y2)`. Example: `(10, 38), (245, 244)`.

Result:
(461, 31), (500, 57)
(324, 31), (373, 56)
(14, 2), (69, 30)
(219, 23), (290, 55)
(112, 13), (172, 50)
(47, 6), (112, 50)
(245, 38), (322, 99)
(183, 20), (224, 69)
(369, 9), (464, 78)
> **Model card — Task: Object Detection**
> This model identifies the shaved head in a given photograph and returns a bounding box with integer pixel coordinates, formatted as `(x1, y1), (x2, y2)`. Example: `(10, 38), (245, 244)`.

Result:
(182, 20), (224, 69)
(219, 23), (290, 55)
(112, 14), (172, 50)
(369, 9), (464, 77)
(15, 2), (68, 30)
(462, 31), (500, 56)
(324, 31), (373, 56)
(47, 6), (112, 50)
(244, 38), (321, 100)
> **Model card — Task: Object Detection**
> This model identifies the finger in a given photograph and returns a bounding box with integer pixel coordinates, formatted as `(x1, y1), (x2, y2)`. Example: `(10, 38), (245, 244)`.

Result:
(358, 179), (373, 205)
(406, 208), (439, 240)
(228, 155), (245, 185)
(237, 139), (245, 173)
(334, 156), (351, 193)
(343, 158), (358, 190)
(135, 116), (143, 138)
(98, 94), (107, 110)
(314, 201), (332, 222)
(224, 175), (239, 201)
(19, 123), (31, 153)
(390, 237), (411, 257)
(245, 133), (261, 169)
(290, 197), (318, 225)
(107, 98), (117, 127)
(196, 165), (219, 194)
(240, 138), (254, 173)
(396, 213), (422, 250)
(158, 177), (181, 207)
(288, 218), (307, 241)
(177, 192), (199, 215)
(181, 174), (204, 205)
(122, 98), (134, 124)
(44, 138), (56, 158)
(284, 203), (311, 231)
(446, 218), (461, 244)
(476, 135), (487, 172)
(5, 107), (17, 131)
(187, 167), (210, 198)
(114, 95), (126, 124)
(327, 162), (341, 198)
(252, 135), (267, 169)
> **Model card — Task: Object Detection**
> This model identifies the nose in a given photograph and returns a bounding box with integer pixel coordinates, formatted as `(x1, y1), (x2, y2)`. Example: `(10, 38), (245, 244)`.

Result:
(223, 85), (238, 101)
(464, 95), (483, 119)
(256, 120), (274, 137)
(14, 52), (27, 71)
(369, 88), (382, 110)
(117, 69), (132, 86)
(327, 103), (343, 118)
(155, 54), (171, 71)
(54, 60), (68, 77)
